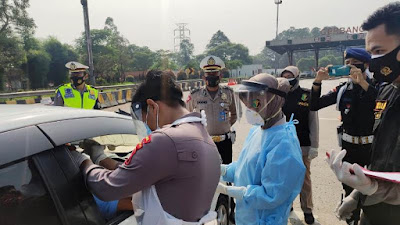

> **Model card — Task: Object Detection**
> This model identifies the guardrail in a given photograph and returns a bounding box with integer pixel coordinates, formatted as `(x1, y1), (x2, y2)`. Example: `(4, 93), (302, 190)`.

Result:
(0, 79), (205, 107)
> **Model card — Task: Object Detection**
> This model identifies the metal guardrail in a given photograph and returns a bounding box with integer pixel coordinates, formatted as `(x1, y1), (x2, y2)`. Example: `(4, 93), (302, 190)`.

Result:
(0, 79), (203, 100)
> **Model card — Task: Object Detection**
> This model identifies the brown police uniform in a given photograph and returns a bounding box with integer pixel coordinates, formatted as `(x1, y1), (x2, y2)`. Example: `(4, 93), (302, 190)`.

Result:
(186, 86), (237, 164)
(82, 112), (221, 222)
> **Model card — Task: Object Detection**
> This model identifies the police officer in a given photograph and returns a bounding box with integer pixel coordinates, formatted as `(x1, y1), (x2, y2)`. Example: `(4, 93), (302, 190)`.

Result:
(54, 61), (100, 109)
(311, 48), (377, 224)
(186, 55), (237, 165)
(281, 66), (319, 224)
(71, 70), (220, 225)
(328, 3), (400, 225)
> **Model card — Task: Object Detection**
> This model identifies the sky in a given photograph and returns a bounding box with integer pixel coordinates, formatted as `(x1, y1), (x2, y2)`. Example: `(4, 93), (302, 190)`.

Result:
(28, 0), (396, 55)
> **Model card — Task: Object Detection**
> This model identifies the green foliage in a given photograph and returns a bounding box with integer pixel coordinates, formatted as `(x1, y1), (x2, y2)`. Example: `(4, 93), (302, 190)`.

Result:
(27, 49), (50, 89)
(44, 37), (71, 85)
(176, 70), (187, 80)
(297, 57), (315, 72)
(319, 55), (342, 67)
(178, 39), (194, 66)
(125, 75), (135, 83)
(207, 42), (252, 69)
(0, 0), (36, 36)
(206, 30), (230, 50)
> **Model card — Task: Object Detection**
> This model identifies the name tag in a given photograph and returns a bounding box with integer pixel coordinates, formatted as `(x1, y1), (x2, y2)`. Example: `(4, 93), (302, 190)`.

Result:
(197, 101), (208, 104)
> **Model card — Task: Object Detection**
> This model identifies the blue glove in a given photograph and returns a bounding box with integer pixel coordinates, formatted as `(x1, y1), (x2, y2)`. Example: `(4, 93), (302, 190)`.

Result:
(93, 195), (118, 220)
(220, 164), (227, 176)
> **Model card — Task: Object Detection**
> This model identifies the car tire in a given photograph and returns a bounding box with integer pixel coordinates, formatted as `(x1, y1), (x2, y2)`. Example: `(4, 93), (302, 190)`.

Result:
(215, 194), (229, 225)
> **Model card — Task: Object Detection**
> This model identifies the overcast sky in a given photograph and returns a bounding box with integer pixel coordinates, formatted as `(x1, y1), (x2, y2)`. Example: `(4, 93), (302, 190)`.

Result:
(28, 0), (395, 55)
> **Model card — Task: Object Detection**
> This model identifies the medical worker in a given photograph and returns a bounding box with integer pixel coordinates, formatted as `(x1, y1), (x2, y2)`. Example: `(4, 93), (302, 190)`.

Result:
(218, 73), (306, 225)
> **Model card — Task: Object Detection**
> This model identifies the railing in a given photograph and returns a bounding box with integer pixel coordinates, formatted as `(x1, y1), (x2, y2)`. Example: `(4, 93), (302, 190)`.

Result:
(0, 79), (204, 100)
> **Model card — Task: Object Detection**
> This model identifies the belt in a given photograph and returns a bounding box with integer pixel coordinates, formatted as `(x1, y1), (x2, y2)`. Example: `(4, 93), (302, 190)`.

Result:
(212, 133), (230, 143)
(342, 133), (374, 145)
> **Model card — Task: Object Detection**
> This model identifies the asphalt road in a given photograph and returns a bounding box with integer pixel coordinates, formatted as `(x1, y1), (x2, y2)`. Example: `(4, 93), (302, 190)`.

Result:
(103, 78), (349, 225)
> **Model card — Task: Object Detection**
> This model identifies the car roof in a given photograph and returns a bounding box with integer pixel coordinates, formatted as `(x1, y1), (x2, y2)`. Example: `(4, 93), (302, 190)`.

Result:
(0, 105), (130, 133)
(0, 105), (136, 166)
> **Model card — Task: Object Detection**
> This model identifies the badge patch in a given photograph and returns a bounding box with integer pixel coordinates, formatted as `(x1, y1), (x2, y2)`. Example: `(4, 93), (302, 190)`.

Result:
(301, 94), (308, 101)
(374, 100), (387, 120)
(221, 93), (227, 100)
(219, 111), (227, 122)
(64, 88), (74, 98)
(252, 99), (261, 108)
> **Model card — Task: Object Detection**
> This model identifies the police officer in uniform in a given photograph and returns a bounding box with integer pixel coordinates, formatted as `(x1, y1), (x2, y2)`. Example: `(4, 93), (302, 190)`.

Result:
(281, 66), (319, 224)
(186, 55), (237, 165)
(329, 3), (400, 225)
(54, 61), (100, 109)
(71, 70), (220, 225)
(311, 48), (377, 224)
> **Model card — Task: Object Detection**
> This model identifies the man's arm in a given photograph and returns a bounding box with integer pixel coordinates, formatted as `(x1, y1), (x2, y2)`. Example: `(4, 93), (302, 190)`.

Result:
(81, 132), (178, 201)
(364, 181), (400, 206)
(308, 110), (319, 149)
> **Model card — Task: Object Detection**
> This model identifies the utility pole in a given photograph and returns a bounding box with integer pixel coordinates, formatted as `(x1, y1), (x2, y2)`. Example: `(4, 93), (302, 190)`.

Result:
(81, 0), (95, 85)
(274, 0), (283, 76)
(174, 23), (191, 52)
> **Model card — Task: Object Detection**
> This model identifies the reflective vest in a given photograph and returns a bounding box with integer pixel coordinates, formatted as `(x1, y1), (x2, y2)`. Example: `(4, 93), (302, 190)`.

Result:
(56, 83), (98, 109)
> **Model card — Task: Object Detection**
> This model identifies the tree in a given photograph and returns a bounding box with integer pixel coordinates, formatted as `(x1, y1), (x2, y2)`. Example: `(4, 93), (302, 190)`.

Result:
(319, 55), (341, 67)
(151, 50), (178, 71)
(207, 42), (252, 69)
(178, 39), (194, 67)
(297, 57), (315, 72)
(129, 45), (155, 71)
(253, 47), (276, 69)
(27, 50), (50, 89)
(206, 30), (230, 50)
(0, 0), (35, 35)
(44, 37), (70, 85)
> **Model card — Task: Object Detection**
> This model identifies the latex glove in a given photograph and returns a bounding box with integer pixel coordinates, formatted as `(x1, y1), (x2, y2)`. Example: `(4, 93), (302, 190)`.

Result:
(328, 150), (378, 195)
(226, 186), (247, 200)
(217, 183), (228, 195)
(80, 139), (108, 165)
(220, 164), (227, 177)
(308, 147), (318, 160)
(335, 195), (358, 221)
(70, 151), (90, 166)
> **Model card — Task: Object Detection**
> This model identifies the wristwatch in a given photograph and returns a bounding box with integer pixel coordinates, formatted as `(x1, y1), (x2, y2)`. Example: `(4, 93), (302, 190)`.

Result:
(313, 82), (322, 86)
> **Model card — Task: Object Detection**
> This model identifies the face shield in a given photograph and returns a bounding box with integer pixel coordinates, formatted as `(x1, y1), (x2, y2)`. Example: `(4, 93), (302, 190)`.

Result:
(130, 102), (150, 140)
(233, 81), (286, 125)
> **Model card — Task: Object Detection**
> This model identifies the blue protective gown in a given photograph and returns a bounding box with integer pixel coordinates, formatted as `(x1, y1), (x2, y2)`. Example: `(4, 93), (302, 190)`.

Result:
(223, 120), (305, 225)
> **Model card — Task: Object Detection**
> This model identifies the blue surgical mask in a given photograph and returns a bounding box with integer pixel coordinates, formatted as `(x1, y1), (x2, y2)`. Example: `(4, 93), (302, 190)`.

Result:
(145, 123), (152, 135)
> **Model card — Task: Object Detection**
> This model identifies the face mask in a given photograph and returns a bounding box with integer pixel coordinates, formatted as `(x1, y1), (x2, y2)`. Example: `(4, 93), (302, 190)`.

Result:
(145, 104), (160, 131)
(205, 75), (220, 87)
(353, 63), (366, 73)
(71, 76), (85, 87)
(370, 45), (400, 83)
(144, 124), (152, 135)
(245, 108), (265, 126)
(244, 97), (271, 126)
(287, 77), (298, 87)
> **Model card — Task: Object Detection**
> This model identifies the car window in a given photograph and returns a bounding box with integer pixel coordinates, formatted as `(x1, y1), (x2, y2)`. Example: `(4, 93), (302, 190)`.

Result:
(73, 134), (140, 162)
(0, 159), (62, 225)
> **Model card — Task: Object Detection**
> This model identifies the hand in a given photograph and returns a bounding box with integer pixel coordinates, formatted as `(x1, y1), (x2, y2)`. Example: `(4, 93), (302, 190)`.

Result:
(348, 65), (366, 85)
(226, 186), (247, 200)
(335, 195), (358, 221)
(80, 139), (108, 164)
(308, 147), (318, 160)
(327, 150), (378, 195)
(217, 183), (228, 195)
(315, 66), (331, 83)
(70, 151), (90, 166)
(220, 165), (227, 176)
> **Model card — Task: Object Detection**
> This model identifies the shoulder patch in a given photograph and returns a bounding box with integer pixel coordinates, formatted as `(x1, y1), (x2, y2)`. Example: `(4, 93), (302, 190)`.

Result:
(124, 135), (152, 165)
(190, 87), (201, 94)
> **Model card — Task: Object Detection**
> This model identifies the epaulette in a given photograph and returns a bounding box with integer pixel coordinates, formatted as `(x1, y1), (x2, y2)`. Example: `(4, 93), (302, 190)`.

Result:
(222, 85), (233, 91)
(190, 87), (201, 94)
(55, 84), (67, 90)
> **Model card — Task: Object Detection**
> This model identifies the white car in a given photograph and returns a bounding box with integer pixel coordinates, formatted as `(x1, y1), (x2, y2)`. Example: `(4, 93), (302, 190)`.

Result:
(0, 105), (231, 225)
